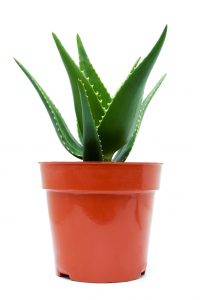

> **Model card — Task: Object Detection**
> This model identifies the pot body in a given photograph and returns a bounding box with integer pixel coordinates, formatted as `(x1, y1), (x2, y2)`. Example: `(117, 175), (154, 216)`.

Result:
(40, 162), (162, 283)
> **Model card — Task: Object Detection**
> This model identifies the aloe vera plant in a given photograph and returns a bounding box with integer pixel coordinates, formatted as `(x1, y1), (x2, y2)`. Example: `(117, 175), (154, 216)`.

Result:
(15, 26), (167, 162)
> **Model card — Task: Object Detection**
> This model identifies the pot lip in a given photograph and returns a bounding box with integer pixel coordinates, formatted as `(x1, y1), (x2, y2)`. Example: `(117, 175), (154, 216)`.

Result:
(39, 161), (163, 166)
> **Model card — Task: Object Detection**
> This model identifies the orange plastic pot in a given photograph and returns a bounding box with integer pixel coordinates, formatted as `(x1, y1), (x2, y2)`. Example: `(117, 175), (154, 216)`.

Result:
(40, 162), (162, 283)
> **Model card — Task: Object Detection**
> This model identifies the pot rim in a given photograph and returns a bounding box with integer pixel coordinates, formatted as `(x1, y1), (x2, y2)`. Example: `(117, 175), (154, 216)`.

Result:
(39, 161), (163, 166)
(40, 161), (163, 191)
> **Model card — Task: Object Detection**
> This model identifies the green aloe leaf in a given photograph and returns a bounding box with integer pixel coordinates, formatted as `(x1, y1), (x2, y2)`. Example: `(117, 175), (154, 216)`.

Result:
(76, 34), (112, 109)
(113, 74), (166, 162)
(14, 59), (83, 159)
(78, 80), (103, 161)
(98, 26), (167, 160)
(52, 33), (104, 137)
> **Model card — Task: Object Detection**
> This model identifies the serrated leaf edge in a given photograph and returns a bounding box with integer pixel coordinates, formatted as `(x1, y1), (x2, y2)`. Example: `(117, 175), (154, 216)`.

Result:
(96, 57), (142, 129)
(77, 34), (112, 109)
(80, 67), (112, 109)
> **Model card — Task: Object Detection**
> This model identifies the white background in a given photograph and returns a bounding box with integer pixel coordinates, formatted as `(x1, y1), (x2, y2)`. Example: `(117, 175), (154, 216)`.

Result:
(0, 0), (200, 299)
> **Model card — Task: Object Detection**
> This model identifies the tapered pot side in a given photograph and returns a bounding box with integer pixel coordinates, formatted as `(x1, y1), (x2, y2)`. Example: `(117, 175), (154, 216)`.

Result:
(40, 162), (162, 283)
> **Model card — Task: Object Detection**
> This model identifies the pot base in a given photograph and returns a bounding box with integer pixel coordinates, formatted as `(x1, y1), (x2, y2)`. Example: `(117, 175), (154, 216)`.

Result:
(56, 269), (146, 283)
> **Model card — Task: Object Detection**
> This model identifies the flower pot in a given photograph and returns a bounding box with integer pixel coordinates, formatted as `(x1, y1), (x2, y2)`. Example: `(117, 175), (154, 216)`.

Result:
(40, 162), (162, 283)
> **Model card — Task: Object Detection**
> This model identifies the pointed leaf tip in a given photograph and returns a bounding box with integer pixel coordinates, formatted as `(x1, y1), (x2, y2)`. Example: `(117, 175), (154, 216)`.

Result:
(76, 33), (81, 41)
(52, 33), (62, 45)
(163, 25), (167, 35)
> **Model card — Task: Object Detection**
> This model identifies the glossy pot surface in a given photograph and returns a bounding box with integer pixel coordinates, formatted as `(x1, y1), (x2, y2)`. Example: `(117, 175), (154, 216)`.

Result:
(40, 162), (162, 283)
